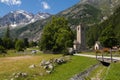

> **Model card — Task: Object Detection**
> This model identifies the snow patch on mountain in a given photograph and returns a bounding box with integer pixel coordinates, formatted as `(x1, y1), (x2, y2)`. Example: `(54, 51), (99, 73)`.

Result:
(0, 10), (51, 27)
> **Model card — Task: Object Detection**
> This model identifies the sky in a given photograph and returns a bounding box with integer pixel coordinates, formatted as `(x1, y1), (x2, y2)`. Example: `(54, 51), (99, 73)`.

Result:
(0, 0), (80, 17)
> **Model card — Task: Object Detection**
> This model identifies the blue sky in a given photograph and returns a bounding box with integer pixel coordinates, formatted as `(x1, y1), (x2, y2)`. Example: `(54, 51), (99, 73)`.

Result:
(0, 0), (80, 17)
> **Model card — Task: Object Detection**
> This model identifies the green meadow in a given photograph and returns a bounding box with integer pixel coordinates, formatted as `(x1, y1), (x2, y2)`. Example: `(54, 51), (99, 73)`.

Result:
(0, 50), (98, 80)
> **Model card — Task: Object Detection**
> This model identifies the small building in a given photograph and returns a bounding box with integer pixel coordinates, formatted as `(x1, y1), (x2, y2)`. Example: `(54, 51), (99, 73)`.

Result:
(94, 41), (102, 50)
(73, 40), (80, 52)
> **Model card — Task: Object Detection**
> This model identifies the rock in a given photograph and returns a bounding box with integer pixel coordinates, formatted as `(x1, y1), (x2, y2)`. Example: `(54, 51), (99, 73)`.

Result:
(39, 73), (44, 76)
(31, 50), (37, 54)
(29, 64), (36, 68)
(15, 75), (19, 78)
(46, 70), (51, 74)
(21, 73), (27, 77)
(48, 64), (54, 70)
(45, 61), (50, 65)
(10, 78), (14, 80)
(12, 73), (16, 76)
(17, 72), (22, 76)
(43, 65), (48, 69)
(12, 72), (28, 79)
(55, 58), (65, 64)
(40, 60), (47, 66)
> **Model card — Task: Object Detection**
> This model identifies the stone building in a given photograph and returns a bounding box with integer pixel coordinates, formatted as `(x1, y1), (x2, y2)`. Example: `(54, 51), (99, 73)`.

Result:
(73, 24), (86, 52)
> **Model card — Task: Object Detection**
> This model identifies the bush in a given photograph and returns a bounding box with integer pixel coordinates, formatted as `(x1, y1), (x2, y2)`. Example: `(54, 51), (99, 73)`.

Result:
(103, 48), (110, 53)
(0, 46), (6, 54)
(95, 50), (101, 53)
(15, 40), (25, 51)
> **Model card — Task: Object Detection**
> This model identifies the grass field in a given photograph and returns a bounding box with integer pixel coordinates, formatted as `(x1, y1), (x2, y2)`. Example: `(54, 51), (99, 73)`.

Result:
(0, 48), (40, 57)
(0, 51), (98, 80)
(86, 64), (108, 80)
(105, 62), (120, 80)
(36, 56), (98, 80)
(1, 48), (120, 80)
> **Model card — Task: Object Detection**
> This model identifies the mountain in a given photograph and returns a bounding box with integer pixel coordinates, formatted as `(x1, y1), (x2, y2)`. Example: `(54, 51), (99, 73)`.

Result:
(80, 0), (120, 15)
(0, 0), (120, 41)
(58, 0), (120, 26)
(57, 3), (102, 27)
(86, 6), (120, 47)
(0, 10), (51, 28)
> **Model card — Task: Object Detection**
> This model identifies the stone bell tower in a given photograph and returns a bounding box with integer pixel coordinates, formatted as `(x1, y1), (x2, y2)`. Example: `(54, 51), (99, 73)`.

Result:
(73, 24), (86, 52)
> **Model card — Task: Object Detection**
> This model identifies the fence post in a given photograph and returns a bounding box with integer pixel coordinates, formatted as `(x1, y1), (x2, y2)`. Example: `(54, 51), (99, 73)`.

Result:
(96, 51), (97, 60)
(102, 51), (104, 61)
(110, 49), (112, 62)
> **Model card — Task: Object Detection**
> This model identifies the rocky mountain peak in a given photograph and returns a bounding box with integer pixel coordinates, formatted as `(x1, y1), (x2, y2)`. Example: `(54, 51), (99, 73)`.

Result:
(0, 10), (51, 28)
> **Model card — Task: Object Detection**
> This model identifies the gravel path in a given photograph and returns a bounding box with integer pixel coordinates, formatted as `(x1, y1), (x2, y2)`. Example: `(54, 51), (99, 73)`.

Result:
(74, 54), (120, 60)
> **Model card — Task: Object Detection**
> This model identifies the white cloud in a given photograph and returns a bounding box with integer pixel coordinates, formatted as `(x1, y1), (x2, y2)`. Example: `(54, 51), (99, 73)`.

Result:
(41, 1), (50, 10)
(0, 0), (22, 6)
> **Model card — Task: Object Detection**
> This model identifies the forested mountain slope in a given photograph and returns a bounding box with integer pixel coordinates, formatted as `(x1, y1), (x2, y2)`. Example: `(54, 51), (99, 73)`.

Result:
(86, 6), (120, 47)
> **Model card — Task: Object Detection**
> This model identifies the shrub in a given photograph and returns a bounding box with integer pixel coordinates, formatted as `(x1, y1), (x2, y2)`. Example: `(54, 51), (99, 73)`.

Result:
(15, 40), (25, 51)
(0, 46), (6, 54)
(95, 50), (101, 53)
(103, 48), (110, 53)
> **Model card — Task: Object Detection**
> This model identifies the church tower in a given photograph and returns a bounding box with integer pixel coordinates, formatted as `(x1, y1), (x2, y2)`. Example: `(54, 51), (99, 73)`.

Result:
(77, 25), (82, 44)
(73, 24), (86, 52)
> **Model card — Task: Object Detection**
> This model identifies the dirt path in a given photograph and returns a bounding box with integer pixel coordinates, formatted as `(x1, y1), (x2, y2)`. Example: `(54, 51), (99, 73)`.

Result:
(0, 55), (33, 62)
(7, 55), (32, 60)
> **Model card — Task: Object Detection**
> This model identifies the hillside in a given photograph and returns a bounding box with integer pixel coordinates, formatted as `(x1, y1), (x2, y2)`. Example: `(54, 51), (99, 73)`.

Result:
(58, 0), (120, 26)
(1, 0), (120, 41)
(57, 4), (102, 26)
(86, 6), (120, 47)
(81, 0), (120, 15)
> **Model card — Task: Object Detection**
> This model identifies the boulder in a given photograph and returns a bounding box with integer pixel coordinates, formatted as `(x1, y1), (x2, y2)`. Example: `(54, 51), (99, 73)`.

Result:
(43, 65), (48, 69)
(45, 61), (50, 65)
(16, 72), (22, 77)
(48, 64), (54, 70)
(55, 58), (66, 64)
(39, 73), (44, 76)
(40, 60), (47, 66)
(29, 64), (36, 68)
(21, 73), (27, 77)
(10, 78), (14, 80)
(12, 73), (16, 76)
(13, 72), (27, 78)
(15, 75), (19, 78)
(46, 70), (52, 74)
(31, 50), (37, 54)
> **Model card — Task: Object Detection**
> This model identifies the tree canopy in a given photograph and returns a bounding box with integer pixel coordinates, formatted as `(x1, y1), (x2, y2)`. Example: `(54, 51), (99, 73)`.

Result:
(39, 17), (74, 53)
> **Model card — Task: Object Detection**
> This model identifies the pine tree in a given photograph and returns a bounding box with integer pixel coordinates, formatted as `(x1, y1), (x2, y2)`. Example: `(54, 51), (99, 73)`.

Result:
(15, 40), (25, 51)
(4, 26), (10, 38)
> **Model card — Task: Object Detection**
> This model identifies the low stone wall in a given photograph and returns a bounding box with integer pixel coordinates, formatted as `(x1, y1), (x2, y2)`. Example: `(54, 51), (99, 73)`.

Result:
(70, 63), (101, 80)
